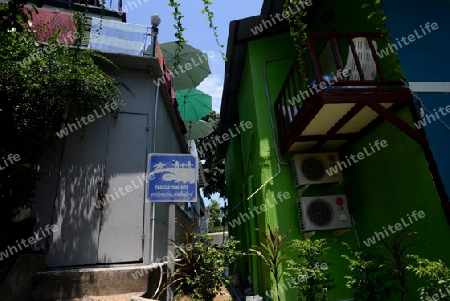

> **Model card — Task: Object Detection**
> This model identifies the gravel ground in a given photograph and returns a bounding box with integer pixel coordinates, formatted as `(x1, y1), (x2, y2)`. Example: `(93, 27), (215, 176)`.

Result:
(174, 286), (233, 301)
(70, 286), (232, 301)
(72, 292), (146, 301)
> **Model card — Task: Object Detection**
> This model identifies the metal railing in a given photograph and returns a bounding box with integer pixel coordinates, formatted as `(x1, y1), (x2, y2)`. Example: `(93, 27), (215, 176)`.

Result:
(274, 32), (406, 144)
(55, 0), (122, 12)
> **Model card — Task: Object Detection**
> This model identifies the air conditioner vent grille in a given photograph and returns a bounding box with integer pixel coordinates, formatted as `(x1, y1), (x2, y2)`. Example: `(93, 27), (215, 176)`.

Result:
(301, 157), (324, 181)
(307, 200), (332, 226)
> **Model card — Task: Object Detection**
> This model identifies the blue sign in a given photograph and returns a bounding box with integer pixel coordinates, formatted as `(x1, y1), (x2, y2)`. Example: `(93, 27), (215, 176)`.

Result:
(147, 153), (197, 202)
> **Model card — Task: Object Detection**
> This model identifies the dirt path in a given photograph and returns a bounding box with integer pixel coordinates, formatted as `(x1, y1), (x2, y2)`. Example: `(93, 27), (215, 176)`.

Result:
(73, 292), (146, 301)
(72, 285), (232, 301)
(174, 285), (233, 301)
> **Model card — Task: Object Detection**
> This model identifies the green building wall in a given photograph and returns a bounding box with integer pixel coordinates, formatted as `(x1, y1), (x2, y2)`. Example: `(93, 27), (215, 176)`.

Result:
(224, 1), (450, 300)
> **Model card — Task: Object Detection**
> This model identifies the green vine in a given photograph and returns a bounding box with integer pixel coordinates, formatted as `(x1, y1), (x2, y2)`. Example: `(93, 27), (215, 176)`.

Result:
(284, 0), (308, 83)
(168, 0), (186, 71)
(362, 0), (388, 35)
(362, 0), (404, 78)
(284, 0), (308, 54)
(200, 0), (226, 61)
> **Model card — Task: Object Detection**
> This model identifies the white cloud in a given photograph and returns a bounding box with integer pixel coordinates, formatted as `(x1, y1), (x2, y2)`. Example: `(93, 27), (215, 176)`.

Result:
(197, 75), (223, 113)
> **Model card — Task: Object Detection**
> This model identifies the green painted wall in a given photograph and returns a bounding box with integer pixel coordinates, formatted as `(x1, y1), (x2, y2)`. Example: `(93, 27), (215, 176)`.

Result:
(224, 0), (450, 300)
(341, 107), (450, 300)
(224, 32), (303, 299)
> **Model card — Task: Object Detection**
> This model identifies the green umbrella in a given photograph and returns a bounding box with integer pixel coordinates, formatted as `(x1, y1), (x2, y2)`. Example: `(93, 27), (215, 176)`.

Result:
(184, 120), (214, 140)
(176, 88), (212, 121)
(160, 42), (211, 90)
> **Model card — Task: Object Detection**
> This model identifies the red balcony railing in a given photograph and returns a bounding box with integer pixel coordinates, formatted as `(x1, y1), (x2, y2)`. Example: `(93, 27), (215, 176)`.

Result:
(274, 32), (412, 153)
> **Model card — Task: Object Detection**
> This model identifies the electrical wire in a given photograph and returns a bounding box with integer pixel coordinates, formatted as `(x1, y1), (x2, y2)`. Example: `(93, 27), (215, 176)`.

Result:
(151, 263), (164, 299)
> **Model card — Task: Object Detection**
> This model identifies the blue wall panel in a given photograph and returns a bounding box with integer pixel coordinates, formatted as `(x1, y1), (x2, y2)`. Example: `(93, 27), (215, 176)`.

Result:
(414, 93), (450, 196)
(382, 0), (450, 198)
(381, 0), (450, 81)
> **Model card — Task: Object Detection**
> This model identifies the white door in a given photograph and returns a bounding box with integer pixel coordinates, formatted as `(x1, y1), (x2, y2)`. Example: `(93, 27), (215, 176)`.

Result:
(97, 113), (147, 263)
(47, 113), (147, 267)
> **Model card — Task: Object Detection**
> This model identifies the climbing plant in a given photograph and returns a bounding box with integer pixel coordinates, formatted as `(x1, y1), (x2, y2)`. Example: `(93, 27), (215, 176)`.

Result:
(362, 0), (388, 34)
(200, 0), (226, 60)
(362, 0), (404, 78)
(284, 0), (308, 80)
(284, 0), (308, 56)
(168, 0), (186, 70)
(167, 0), (226, 71)
(0, 7), (124, 248)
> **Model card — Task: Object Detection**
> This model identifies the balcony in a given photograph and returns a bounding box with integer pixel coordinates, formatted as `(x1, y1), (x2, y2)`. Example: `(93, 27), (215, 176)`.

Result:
(274, 32), (427, 154)
(41, 0), (124, 20)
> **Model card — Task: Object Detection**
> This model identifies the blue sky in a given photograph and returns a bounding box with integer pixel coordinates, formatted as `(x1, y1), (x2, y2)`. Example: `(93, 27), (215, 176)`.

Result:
(125, 0), (262, 112)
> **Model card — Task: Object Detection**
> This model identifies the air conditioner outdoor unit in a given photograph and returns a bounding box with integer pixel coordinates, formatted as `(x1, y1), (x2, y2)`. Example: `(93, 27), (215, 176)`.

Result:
(298, 195), (351, 231)
(291, 153), (342, 187)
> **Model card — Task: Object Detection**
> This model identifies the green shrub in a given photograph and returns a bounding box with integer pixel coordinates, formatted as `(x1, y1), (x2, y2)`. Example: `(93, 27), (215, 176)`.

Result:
(287, 238), (335, 301)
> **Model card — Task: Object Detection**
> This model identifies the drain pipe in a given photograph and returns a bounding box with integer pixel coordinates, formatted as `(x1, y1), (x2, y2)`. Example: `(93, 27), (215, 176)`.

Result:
(147, 60), (160, 299)
(247, 175), (260, 294)
(150, 72), (159, 263)
(247, 56), (296, 200)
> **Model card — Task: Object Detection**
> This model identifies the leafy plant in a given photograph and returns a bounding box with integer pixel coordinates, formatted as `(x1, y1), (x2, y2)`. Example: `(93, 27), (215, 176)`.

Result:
(167, 0), (226, 69)
(158, 217), (200, 298)
(361, 0), (405, 78)
(197, 111), (226, 199)
(0, 8), (123, 250)
(207, 198), (224, 232)
(284, 0), (308, 54)
(406, 255), (450, 300)
(287, 238), (335, 301)
(283, 0), (308, 80)
(362, 0), (388, 35)
(379, 230), (419, 301)
(0, 0), (41, 33)
(188, 233), (242, 300)
(158, 218), (242, 301)
(341, 242), (397, 301)
(249, 224), (294, 301)
(168, 0), (186, 70)
(200, 0), (226, 60)
(343, 232), (450, 301)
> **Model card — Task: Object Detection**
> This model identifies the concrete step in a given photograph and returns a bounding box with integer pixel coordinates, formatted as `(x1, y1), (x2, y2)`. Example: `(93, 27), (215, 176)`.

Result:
(0, 254), (45, 301)
(32, 263), (165, 301)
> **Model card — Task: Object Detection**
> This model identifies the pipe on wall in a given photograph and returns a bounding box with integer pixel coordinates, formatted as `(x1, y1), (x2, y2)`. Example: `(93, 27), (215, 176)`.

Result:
(247, 56), (295, 201)
(247, 174), (261, 295)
